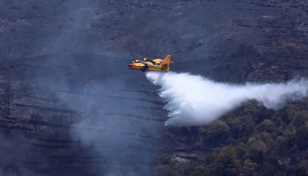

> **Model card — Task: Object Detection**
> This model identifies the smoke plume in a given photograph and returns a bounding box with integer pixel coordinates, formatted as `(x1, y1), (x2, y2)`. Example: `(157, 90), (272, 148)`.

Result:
(146, 71), (308, 126)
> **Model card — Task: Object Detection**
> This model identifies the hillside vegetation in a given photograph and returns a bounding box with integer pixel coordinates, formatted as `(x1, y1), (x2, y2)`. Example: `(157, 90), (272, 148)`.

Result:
(1, 0), (308, 175)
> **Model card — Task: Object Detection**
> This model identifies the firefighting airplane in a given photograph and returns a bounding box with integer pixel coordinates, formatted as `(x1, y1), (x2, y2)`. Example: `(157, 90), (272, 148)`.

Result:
(128, 55), (174, 72)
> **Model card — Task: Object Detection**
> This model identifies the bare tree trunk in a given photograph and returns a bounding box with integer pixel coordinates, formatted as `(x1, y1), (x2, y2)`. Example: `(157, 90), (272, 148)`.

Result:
(2, 77), (12, 116)
(31, 113), (42, 136)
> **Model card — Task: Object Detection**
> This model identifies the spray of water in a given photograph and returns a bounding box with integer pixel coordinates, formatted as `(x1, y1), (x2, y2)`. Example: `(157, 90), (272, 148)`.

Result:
(146, 71), (308, 126)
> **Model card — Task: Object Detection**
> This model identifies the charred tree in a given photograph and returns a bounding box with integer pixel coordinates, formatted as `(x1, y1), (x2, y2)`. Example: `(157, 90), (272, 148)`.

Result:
(30, 113), (42, 136)
(2, 77), (14, 116)
(51, 115), (63, 138)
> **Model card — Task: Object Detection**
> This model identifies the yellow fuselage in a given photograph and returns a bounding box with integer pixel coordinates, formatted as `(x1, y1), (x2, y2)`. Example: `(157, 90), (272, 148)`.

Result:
(128, 57), (171, 72)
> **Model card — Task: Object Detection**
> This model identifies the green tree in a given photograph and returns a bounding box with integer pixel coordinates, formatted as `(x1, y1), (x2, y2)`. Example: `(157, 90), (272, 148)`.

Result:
(212, 146), (239, 176)
(199, 120), (230, 142)
(295, 124), (308, 149)
(291, 111), (308, 128)
(247, 137), (266, 163)
(243, 159), (258, 176)
(256, 119), (275, 133)
(235, 142), (248, 158)
(154, 165), (177, 176)
(296, 159), (308, 175)
(189, 165), (210, 176)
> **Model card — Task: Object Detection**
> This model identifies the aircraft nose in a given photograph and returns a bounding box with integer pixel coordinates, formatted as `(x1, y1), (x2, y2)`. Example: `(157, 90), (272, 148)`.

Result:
(128, 64), (136, 69)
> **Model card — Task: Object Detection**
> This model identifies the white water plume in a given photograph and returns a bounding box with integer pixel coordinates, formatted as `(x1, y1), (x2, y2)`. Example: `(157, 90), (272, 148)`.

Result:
(146, 71), (308, 126)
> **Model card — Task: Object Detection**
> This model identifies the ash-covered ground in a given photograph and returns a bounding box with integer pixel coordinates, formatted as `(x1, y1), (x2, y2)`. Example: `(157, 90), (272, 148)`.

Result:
(0, 0), (308, 175)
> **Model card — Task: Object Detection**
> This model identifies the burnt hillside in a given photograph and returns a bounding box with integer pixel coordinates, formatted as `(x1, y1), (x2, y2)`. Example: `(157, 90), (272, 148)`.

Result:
(0, 0), (308, 175)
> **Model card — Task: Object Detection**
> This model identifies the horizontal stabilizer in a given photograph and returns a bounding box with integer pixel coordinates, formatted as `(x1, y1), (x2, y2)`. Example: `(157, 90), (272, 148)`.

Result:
(161, 61), (174, 65)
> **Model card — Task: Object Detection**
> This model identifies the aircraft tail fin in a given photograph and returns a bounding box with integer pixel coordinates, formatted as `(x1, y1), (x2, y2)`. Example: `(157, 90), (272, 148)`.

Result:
(161, 55), (172, 71)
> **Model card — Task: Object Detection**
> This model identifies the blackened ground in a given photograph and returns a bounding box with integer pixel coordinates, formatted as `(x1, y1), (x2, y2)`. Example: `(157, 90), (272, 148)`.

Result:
(0, 0), (308, 175)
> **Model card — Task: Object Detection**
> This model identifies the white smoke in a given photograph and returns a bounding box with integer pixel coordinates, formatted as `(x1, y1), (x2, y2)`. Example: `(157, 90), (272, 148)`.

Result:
(146, 71), (308, 126)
